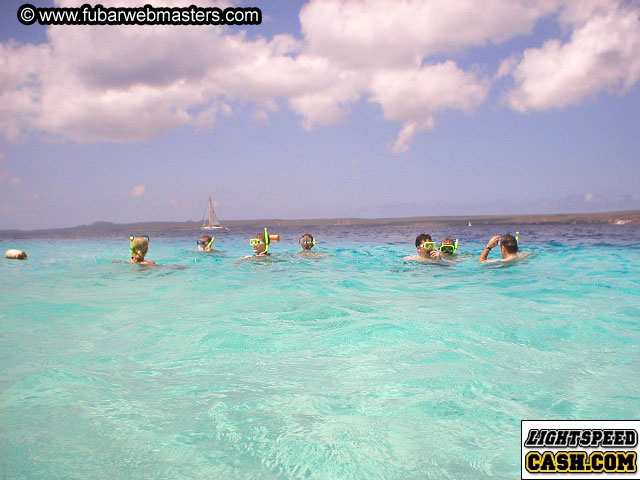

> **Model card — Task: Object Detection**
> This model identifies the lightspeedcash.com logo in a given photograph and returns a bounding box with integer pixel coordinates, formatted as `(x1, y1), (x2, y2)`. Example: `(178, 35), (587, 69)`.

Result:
(522, 421), (640, 479)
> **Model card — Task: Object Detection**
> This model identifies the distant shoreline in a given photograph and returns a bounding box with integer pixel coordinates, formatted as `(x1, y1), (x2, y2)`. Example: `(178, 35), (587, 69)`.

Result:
(1, 210), (638, 238)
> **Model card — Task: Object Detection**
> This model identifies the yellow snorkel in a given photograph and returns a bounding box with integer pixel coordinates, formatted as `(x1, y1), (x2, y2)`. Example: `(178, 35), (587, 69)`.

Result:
(263, 227), (271, 253)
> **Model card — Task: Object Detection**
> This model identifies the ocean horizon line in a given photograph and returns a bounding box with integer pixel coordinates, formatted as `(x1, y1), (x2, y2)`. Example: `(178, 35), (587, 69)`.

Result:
(2, 209), (639, 237)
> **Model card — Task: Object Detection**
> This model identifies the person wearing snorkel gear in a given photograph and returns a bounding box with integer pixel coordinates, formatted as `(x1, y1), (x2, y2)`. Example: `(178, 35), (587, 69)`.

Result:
(197, 235), (215, 252)
(251, 232), (269, 256)
(299, 233), (315, 252)
(403, 234), (444, 261)
(296, 233), (327, 257)
(440, 237), (458, 255)
(478, 233), (519, 263)
(129, 236), (156, 264)
(244, 228), (280, 258)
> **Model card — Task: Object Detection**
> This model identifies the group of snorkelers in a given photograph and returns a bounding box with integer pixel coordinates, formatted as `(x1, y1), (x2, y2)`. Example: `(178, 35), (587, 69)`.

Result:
(129, 229), (317, 264)
(128, 230), (521, 265)
(406, 232), (520, 263)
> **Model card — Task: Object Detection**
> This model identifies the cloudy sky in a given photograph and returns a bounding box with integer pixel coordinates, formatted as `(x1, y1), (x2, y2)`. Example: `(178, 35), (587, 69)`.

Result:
(1, 0), (639, 229)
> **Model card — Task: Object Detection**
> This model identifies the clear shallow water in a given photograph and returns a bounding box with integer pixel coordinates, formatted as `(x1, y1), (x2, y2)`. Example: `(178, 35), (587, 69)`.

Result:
(1, 224), (639, 479)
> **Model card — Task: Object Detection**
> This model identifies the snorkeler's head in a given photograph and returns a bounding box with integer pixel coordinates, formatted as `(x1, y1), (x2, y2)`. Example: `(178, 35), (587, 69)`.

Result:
(300, 233), (315, 250)
(415, 234), (432, 248)
(198, 235), (214, 251)
(252, 232), (267, 255)
(440, 237), (457, 254)
(415, 234), (436, 257)
(499, 234), (518, 253)
(131, 236), (149, 262)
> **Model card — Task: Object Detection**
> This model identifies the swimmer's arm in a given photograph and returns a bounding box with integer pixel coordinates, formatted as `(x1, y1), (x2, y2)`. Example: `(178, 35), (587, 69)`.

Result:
(478, 236), (500, 263)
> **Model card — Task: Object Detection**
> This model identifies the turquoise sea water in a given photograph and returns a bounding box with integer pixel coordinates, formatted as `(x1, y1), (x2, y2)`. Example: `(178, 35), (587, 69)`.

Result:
(1, 224), (639, 479)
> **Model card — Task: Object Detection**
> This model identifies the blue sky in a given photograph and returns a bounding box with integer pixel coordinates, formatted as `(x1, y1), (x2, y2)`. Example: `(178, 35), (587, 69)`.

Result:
(1, 0), (639, 230)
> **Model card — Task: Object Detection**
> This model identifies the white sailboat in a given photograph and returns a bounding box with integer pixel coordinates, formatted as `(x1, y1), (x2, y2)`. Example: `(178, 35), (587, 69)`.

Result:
(201, 196), (226, 230)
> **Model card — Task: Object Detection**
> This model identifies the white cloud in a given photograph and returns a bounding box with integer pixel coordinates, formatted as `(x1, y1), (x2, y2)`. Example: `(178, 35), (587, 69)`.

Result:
(0, 0), (638, 153)
(504, 1), (640, 112)
(371, 62), (489, 152)
(131, 185), (146, 197)
(299, 0), (559, 68)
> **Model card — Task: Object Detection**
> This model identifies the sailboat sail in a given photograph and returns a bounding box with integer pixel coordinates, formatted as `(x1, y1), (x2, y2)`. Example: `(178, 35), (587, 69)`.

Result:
(201, 196), (224, 229)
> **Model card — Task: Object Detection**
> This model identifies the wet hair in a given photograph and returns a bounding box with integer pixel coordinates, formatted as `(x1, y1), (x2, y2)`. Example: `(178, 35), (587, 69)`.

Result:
(301, 233), (314, 241)
(132, 236), (149, 261)
(415, 233), (432, 248)
(441, 237), (454, 245)
(500, 234), (518, 253)
(200, 235), (213, 244)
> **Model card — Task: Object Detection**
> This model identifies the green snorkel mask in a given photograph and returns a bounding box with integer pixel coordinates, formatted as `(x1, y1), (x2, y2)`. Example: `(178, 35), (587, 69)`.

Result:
(439, 239), (458, 254)
(130, 235), (150, 259)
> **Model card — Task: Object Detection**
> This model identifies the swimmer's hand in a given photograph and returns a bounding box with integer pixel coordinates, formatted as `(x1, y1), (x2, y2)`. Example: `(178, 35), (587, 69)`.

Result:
(429, 250), (442, 259)
(487, 235), (500, 249)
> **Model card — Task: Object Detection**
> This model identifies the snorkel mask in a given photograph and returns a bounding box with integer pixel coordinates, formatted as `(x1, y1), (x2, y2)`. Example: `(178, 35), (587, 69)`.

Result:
(249, 228), (271, 253)
(197, 237), (215, 250)
(299, 235), (316, 247)
(439, 239), (458, 254)
(130, 235), (150, 259)
(419, 241), (437, 251)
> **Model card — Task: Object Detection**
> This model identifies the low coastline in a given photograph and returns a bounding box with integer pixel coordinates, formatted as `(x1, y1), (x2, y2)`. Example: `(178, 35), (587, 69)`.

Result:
(1, 209), (638, 238)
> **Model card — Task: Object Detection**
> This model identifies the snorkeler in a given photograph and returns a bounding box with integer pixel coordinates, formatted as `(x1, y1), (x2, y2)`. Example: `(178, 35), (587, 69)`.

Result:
(439, 237), (458, 255)
(478, 233), (519, 263)
(403, 234), (444, 261)
(129, 236), (156, 264)
(299, 233), (316, 252)
(197, 235), (215, 252)
(245, 228), (280, 258)
(296, 233), (327, 258)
